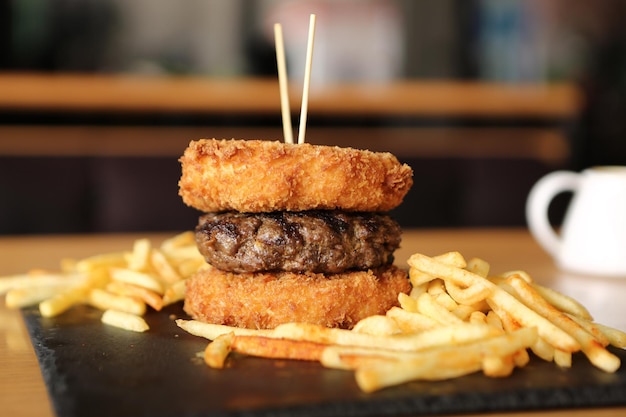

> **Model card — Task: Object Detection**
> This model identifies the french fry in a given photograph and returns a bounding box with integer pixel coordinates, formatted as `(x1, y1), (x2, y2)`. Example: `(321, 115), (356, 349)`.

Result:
(151, 249), (182, 285)
(530, 337), (555, 362)
(595, 323), (626, 349)
(507, 275), (620, 373)
(466, 257), (490, 278)
(433, 251), (467, 268)
(204, 333), (234, 368)
(272, 322), (500, 352)
(160, 231), (196, 253)
(127, 238), (152, 272)
(533, 283), (593, 320)
(176, 258), (206, 278)
(0, 272), (83, 295)
(565, 313), (611, 347)
(176, 319), (272, 340)
(106, 281), (164, 311)
(111, 268), (164, 295)
(409, 268), (435, 287)
(482, 355), (515, 378)
(416, 292), (463, 325)
(75, 253), (126, 273)
(500, 270), (533, 283)
(409, 282), (427, 300)
(6, 285), (73, 309)
(231, 335), (327, 361)
(354, 327), (538, 392)
(444, 278), (491, 306)
(162, 279), (187, 306)
(39, 285), (90, 317)
(88, 288), (146, 316)
(101, 309), (149, 333)
(320, 347), (397, 370)
(554, 349), (572, 368)
(385, 306), (438, 332)
(352, 315), (401, 336)
(408, 253), (491, 300)
(452, 304), (478, 321)
(487, 281), (579, 352)
(398, 292), (418, 312)
(469, 310), (488, 325)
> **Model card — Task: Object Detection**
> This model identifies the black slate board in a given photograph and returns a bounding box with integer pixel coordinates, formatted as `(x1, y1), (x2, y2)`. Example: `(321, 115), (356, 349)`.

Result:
(22, 304), (626, 417)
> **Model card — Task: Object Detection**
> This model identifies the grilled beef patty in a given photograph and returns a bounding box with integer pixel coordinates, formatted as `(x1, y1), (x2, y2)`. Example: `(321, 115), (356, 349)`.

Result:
(195, 211), (402, 274)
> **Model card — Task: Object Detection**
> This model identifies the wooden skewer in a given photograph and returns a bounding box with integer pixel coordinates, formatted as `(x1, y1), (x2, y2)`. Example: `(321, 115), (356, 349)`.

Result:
(297, 14), (316, 145)
(274, 23), (294, 144)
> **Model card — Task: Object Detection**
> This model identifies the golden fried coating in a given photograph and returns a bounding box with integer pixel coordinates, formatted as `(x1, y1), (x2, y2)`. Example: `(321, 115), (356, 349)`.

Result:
(183, 265), (410, 329)
(178, 139), (413, 213)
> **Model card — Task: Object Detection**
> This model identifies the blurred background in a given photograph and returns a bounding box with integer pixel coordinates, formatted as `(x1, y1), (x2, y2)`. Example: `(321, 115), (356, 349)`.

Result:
(1, 0), (625, 234)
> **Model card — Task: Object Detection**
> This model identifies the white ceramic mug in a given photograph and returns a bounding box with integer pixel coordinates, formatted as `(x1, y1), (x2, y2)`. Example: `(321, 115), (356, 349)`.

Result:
(526, 166), (626, 277)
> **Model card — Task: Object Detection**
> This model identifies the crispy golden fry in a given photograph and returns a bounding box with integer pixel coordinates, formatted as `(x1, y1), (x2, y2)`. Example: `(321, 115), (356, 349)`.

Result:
(408, 253), (491, 299)
(151, 249), (182, 285)
(175, 319), (272, 340)
(482, 355), (515, 378)
(106, 281), (164, 312)
(530, 337), (555, 362)
(533, 284), (593, 320)
(353, 327), (538, 392)
(272, 322), (500, 352)
(101, 309), (149, 333)
(466, 257), (490, 278)
(488, 281), (579, 352)
(385, 306), (438, 332)
(75, 253), (126, 273)
(397, 292), (418, 312)
(110, 268), (164, 295)
(6, 285), (73, 309)
(162, 279), (187, 306)
(415, 292), (463, 326)
(565, 313), (611, 347)
(409, 268), (435, 287)
(554, 349), (572, 368)
(39, 285), (90, 318)
(127, 238), (152, 272)
(160, 231), (196, 252)
(433, 251), (467, 268)
(204, 333), (234, 368)
(499, 270), (533, 283)
(507, 275), (620, 373)
(595, 323), (626, 348)
(0, 272), (83, 295)
(452, 304), (478, 321)
(176, 258), (206, 278)
(231, 335), (327, 361)
(352, 315), (401, 336)
(88, 288), (146, 316)
(469, 310), (488, 325)
(444, 278), (491, 306)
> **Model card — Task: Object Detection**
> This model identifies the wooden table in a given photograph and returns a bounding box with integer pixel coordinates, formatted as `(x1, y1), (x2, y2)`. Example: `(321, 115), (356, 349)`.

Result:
(1, 229), (625, 417)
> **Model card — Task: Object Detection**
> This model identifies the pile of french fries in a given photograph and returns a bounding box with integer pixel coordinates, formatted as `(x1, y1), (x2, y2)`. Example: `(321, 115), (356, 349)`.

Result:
(176, 251), (626, 393)
(3, 237), (625, 393)
(0, 232), (205, 332)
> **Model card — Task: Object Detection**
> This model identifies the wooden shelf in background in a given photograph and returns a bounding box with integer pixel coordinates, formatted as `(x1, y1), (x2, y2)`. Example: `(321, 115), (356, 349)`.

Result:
(0, 73), (581, 118)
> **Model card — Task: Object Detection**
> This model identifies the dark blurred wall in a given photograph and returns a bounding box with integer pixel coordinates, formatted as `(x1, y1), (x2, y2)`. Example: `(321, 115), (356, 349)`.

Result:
(6, 0), (119, 72)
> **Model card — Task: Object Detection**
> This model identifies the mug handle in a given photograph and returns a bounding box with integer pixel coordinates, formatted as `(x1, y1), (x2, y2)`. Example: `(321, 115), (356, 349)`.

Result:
(525, 171), (580, 257)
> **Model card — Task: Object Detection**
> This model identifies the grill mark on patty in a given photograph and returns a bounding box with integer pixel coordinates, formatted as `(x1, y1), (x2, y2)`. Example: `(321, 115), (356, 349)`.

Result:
(195, 211), (401, 274)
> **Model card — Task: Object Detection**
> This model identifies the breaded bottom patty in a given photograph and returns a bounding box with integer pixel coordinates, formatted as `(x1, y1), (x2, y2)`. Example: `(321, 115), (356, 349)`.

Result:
(184, 265), (410, 329)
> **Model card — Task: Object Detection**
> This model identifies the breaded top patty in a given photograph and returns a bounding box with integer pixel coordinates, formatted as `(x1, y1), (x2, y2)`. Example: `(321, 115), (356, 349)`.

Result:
(178, 139), (413, 213)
